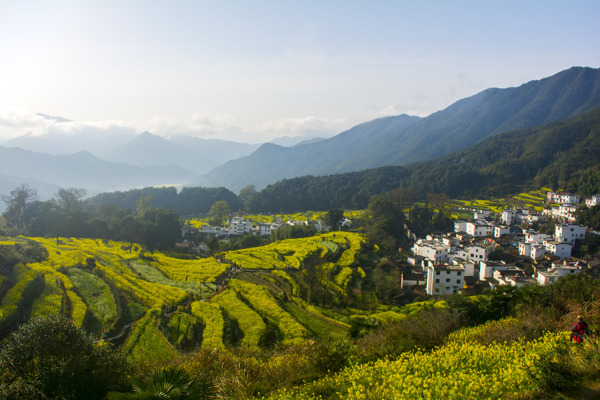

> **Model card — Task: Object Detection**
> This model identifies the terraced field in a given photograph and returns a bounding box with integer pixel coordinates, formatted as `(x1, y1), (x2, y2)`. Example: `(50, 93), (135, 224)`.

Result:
(0, 232), (380, 363)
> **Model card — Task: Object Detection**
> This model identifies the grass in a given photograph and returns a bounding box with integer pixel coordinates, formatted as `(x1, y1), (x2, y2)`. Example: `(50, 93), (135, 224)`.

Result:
(122, 308), (179, 365)
(283, 302), (348, 341)
(67, 268), (117, 328)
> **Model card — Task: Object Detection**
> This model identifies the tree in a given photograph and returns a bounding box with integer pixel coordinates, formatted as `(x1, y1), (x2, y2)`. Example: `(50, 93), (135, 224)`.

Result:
(0, 315), (130, 400)
(363, 195), (406, 252)
(324, 209), (345, 230)
(426, 192), (451, 219)
(137, 207), (181, 251)
(576, 205), (600, 231)
(208, 201), (231, 226)
(238, 185), (257, 212)
(55, 187), (87, 211)
(1, 184), (37, 230)
(387, 187), (421, 220)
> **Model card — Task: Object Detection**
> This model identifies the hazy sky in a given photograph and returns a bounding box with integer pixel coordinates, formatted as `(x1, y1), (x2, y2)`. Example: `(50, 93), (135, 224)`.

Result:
(1, 0), (599, 144)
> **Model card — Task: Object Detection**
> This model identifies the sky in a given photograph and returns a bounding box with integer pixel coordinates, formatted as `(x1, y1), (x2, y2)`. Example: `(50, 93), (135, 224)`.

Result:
(0, 0), (599, 144)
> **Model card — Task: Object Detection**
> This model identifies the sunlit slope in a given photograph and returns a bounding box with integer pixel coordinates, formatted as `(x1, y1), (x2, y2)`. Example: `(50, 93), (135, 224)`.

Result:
(266, 328), (571, 400)
(0, 232), (377, 363)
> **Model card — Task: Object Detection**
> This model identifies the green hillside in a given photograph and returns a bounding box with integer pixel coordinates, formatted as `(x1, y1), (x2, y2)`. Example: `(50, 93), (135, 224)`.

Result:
(249, 107), (600, 212)
(0, 232), (381, 362)
(2, 233), (600, 399)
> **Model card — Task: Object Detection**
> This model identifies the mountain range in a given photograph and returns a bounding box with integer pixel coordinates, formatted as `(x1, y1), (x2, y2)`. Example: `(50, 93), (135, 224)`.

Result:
(245, 107), (600, 212)
(193, 66), (600, 191)
(0, 66), (598, 201)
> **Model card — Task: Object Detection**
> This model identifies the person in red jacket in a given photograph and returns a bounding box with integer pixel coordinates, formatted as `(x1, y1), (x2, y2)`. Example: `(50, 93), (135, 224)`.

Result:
(571, 315), (589, 343)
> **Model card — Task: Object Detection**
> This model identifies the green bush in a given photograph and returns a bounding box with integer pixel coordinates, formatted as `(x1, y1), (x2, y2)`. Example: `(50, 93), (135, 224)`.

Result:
(0, 315), (131, 400)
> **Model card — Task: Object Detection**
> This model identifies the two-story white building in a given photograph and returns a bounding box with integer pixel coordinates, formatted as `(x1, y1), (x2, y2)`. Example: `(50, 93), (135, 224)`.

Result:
(480, 261), (512, 281)
(549, 204), (579, 222)
(412, 240), (451, 262)
(524, 230), (552, 244)
(228, 217), (253, 236)
(456, 241), (495, 262)
(544, 240), (572, 260)
(547, 191), (581, 204)
(518, 242), (546, 259)
(466, 220), (494, 237)
(501, 209), (517, 225)
(455, 220), (493, 237)
(555, 223), (586, 245)
(426, 263), (465, 295)
(494, 225), (511, 238)
(454, 220), (468, 233)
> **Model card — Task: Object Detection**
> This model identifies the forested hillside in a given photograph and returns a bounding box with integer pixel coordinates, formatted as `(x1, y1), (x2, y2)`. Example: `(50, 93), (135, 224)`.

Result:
(195, 66), (600, 191)
(246, 107), (600, 212)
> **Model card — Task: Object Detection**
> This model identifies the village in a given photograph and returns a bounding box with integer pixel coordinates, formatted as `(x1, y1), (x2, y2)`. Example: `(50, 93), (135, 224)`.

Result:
(405, 191), (600, 297)
(179, 191), (600, 300)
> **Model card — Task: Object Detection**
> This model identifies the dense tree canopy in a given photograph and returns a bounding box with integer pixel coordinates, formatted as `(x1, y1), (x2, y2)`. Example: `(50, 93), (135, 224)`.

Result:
(0, 315), (131, 400)
(2, 187), (182, 251)
(1, 184), (38, 231)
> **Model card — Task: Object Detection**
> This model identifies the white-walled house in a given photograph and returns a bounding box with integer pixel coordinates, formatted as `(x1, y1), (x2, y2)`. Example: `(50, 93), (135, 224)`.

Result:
(465, 220), (494, 237)
(524, 230), (552, 244)
(537, 265), (580, 285)
(544, 240), (572, 260)
(549, 204), (579, 222)
(547, 191), (580, 204)
(518, 242), (546, 259)
(585, 194), (600, 208)
(412, 240), (450, 262)
(456, 242), (495, 262)
(494, 225), (511, 238)
(452, 259), (476, 277)
(255, 223), (272, 236)
(426, 263), (465, 295)
(474, 209), (491, 220)
(228, 217), (252, 236)
(555, 223), (586, 245)
(501, 209), (517, 225)
(199, 225), (228, 237)
(493, 266), (526, 286)
(454, 220), (468, 233)
(401, 272), (426, 290)
(479, 261), (513, 281)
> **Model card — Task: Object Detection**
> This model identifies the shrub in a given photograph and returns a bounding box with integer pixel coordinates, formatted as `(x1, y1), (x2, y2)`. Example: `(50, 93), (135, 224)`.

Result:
(0, 315), (131, 400)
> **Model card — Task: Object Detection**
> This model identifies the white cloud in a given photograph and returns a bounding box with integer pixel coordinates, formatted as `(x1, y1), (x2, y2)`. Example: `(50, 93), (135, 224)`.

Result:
(255, 116), (345, 140)
(0, 108), (50, 139)
(0, 106), (350, 147)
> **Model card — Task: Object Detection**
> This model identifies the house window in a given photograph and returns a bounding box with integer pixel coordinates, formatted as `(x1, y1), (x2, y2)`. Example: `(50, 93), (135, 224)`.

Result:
(435, 279), (440, 283)
(457, 280), (461, 284)
(446, 271), (451, 274)
(435, 288), (439, 293)
(436, 271), (441, 275)
(457, 271), (462, 276)
(446, 278), (450, 282)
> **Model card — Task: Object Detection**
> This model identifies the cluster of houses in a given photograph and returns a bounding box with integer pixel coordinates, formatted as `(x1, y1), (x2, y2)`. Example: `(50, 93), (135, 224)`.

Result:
(403, 192), (599, 297)
(193, 216), (351, 238)
(180, 215), (351, 253)
(543, 191), (600, 222)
